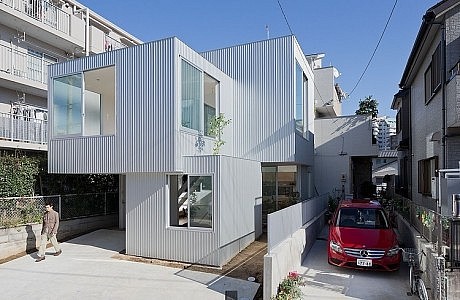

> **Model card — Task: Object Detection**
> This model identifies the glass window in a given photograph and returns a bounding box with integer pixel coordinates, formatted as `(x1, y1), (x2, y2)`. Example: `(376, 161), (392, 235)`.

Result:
(295, 62), (308, 137)
(52, 66), (115, 137)
(181, 60), (219, 135)
(337, 208), (389, 229)
(204, 73), (218, 136)
(169, 174), (213, 229)
(181, 61), (202, 131)
(53, 74), (82, 136)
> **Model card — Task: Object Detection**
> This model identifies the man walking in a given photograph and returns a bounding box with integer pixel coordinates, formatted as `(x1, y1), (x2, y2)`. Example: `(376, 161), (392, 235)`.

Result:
(35, 202), (62, 262)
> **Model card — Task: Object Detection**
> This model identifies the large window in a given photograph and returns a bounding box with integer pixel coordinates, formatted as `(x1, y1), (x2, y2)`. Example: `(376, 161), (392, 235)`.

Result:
(169, 174), (213, 229)
(53, 74), (82, 136)
(181, 60), (219, 136)
(295, 62), (308, 138)
(52, 66), (115, 137)
(418, 156), (438, 195)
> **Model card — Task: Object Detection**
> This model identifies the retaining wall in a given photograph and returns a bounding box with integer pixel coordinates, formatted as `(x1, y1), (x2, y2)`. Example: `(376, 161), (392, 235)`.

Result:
(0, 214), (118, 261)
(263, 212), (325, 299)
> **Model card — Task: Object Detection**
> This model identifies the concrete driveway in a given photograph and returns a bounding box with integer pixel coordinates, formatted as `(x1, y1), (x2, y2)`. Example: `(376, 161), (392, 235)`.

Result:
(298, 228), (411, 299)
(0, 229), (259, 300)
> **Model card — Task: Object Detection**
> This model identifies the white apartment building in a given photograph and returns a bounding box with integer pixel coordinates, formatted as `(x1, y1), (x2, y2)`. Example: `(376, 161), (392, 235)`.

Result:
(372, 116), (396, 150)
(0, 0), (141, 152)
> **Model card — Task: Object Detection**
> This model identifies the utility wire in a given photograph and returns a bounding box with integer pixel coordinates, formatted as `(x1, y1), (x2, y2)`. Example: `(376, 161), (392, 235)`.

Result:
(277, 0), (293, 35)
(348, 0), (398, 98)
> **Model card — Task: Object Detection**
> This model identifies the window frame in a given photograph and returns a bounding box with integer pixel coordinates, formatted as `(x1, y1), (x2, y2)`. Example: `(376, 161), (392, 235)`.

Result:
(180, 59), (220, 137)
(418, 156), (438, 196)
(167, 173), (214, 231)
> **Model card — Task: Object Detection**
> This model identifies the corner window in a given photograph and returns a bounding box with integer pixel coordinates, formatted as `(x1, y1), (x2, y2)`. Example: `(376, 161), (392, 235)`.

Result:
(168, 174), (213, 229)
(295, 62), (308, 138)
(181, 60), (219, 136)
(52, 66), (115, 137)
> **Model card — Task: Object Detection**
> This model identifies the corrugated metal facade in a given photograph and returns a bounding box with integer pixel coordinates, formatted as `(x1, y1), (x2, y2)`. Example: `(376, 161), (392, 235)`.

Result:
(48, 37), (233, 174)
(201, 35), (314, 166)
(125, 155), (260, 266)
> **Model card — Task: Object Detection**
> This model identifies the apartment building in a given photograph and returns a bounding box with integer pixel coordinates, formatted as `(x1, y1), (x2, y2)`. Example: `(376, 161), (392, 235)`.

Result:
(0, 0), (141, 152)
(372, 116), (396, 150)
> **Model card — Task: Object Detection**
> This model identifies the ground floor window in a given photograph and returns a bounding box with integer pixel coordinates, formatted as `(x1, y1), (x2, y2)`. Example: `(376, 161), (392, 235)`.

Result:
(262, 165), (299, 214)
(418, 156), (438, 196)
(168, 174), (213, 229)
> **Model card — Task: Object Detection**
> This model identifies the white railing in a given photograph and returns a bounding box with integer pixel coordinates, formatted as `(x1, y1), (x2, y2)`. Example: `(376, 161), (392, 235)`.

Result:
(105, 34), (128, 51)
(0, 112), (48, 144)
(1, 0), (70, 34)
(267, 194), (328, 252)
(0, 44), (54, 84)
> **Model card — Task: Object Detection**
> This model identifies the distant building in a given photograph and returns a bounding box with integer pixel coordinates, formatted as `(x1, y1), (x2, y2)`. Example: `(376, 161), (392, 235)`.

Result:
(372, 117), (396, 150)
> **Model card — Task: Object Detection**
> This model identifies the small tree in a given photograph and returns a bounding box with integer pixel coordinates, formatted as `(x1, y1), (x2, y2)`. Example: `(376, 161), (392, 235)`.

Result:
(208, 113), (231, 155)
(355, 95), (378, 118)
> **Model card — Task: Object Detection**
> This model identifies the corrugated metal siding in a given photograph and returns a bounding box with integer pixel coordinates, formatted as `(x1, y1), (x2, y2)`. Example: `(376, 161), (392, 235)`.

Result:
(49, 37), (235, 174)
(125, 172), (219, 265)
(202, 36), (297, 162)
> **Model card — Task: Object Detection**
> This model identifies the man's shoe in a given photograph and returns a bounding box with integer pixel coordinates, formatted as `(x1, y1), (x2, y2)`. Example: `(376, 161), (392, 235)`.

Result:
(54, 250), (62, 256)
(35, 256), (45, 262)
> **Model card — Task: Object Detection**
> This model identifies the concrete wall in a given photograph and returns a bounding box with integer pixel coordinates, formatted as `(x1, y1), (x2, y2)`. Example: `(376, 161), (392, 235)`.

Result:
(0, 214), (117, 261)
(263, 212), (325, 299)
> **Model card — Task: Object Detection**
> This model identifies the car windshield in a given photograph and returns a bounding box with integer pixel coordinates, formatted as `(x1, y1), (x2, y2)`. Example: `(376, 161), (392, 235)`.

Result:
(336, 207), (389, 229)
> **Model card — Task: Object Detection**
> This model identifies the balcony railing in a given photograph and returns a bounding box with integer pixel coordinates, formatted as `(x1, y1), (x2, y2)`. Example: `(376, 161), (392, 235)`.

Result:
(0, 43), (54, 85)
(0, 111), (48, 145)
(1, 0), (70, 34)
(449, 60), (460, 81)
(105, 34), (128, 51)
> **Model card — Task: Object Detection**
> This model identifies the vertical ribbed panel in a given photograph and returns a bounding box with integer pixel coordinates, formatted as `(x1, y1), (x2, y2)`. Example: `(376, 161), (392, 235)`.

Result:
(49, 37), (234, 174)
(202, 36), (303, 163)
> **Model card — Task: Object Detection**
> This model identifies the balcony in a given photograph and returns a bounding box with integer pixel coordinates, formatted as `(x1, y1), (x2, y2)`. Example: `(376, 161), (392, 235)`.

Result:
(1, 0), (70, 34)
(0, 0), (85, 53)
(0, 111), (48, 149)
(446, 60), (460, 130)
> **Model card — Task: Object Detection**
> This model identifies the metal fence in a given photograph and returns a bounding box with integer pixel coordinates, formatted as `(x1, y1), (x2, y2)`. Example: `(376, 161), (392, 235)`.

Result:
(0, 193), (118, 228)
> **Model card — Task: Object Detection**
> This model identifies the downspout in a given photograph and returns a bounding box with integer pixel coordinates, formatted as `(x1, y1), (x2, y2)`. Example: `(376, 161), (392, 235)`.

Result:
(441, 23), (446, 169)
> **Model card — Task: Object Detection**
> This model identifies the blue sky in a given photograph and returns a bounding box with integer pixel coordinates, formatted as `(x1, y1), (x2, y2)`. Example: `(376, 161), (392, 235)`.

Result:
(78, 0), (439, 117)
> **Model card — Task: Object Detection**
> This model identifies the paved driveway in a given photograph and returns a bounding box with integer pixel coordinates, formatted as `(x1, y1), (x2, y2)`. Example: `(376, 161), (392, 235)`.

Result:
(0, 229), (259, 300)
(298, 228), (411, 299)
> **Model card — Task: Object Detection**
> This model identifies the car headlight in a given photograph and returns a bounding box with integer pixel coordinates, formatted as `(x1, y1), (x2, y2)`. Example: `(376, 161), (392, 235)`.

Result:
(330, 240), (343, 253)
(387, 246), (400, 257)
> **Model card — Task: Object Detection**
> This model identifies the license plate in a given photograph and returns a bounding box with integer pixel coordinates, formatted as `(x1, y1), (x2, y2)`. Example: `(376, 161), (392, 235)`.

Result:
(356, 259), (372, 267)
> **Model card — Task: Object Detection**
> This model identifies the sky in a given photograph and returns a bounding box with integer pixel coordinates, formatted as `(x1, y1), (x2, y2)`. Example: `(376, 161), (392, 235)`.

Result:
(77, 0), (439, 118)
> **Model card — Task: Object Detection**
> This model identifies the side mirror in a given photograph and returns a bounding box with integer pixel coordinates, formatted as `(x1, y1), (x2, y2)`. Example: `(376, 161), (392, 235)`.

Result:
(328, 219), (332, 225)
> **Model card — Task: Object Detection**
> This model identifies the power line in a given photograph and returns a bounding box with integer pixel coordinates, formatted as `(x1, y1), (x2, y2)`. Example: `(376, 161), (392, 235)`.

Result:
(348, 0), (398, 98)
(277, 0), (293, 35)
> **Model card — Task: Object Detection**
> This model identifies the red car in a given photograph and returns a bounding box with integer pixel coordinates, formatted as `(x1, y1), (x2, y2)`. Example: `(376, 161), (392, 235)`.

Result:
(327, 199), (401, 271)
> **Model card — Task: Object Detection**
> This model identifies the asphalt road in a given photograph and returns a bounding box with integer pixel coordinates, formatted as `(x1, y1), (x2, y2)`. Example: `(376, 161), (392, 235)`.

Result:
(298, 231), (412, 300)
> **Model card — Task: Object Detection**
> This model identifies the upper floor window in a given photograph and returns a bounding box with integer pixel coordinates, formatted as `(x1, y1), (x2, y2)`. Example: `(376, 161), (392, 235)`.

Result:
(295, 62), (308, 139)
(181, 60), (218, 136)
(425, 43), (442, 104)
(52, 66), (115, 137)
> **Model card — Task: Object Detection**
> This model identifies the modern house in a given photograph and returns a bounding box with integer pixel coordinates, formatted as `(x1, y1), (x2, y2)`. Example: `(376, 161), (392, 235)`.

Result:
(310, 54), (378, 199)
(0, 0), (141, 153)
(48, 35), (315, 266)
(392, 0), (460, 210)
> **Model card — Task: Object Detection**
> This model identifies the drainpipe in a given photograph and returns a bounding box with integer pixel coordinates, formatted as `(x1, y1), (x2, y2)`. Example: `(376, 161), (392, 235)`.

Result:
(441, 24), (446, 170)
(85, 8), (89, 56)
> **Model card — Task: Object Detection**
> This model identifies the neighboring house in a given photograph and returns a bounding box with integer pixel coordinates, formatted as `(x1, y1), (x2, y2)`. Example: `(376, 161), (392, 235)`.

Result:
(314, 115), (379, 199)
(310, 54), (378, 199)
(48, 35), (315, 266)
(0, 0), (141, 153)
(372, 150), (398, 194)
(392, 0), (460, 210)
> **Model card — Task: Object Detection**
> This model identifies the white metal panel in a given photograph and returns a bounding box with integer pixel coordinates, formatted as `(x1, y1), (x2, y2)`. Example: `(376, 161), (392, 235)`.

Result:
(202, 35), (313, 164)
